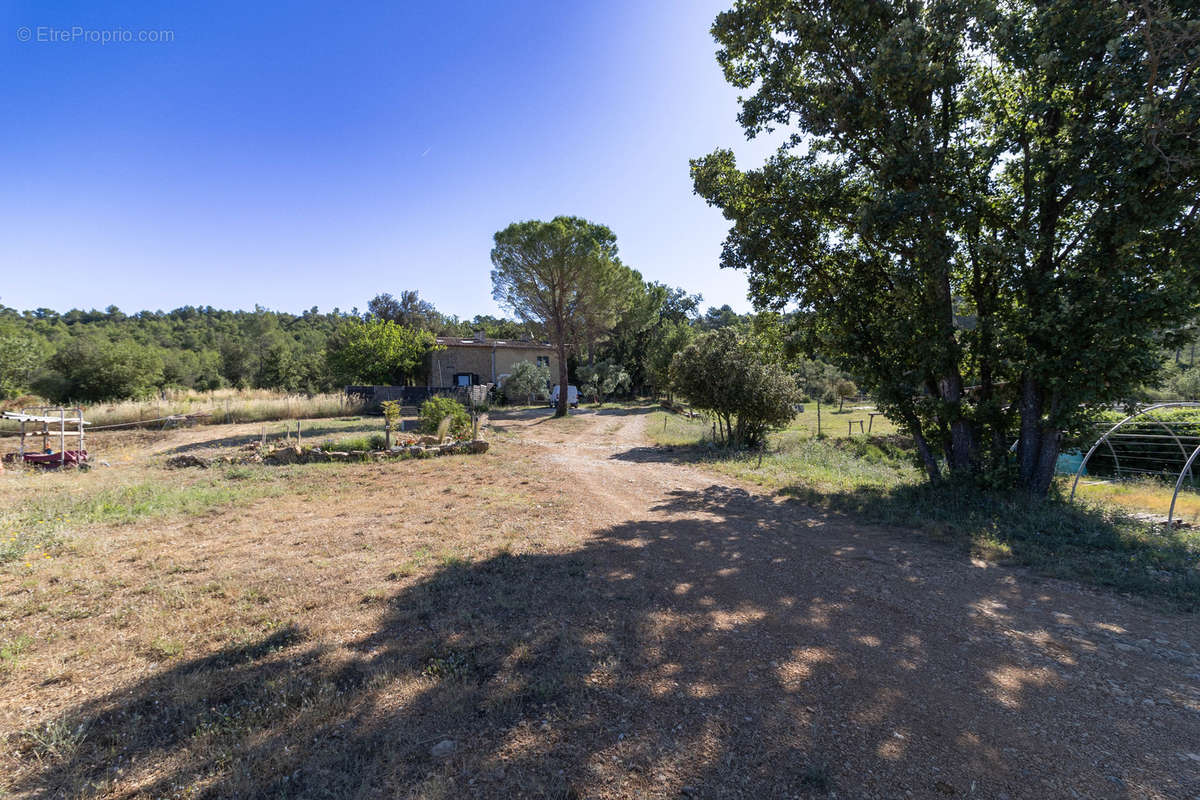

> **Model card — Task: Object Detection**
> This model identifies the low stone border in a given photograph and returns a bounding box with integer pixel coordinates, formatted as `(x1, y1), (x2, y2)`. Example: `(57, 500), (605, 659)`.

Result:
(165, 439), (488, 469)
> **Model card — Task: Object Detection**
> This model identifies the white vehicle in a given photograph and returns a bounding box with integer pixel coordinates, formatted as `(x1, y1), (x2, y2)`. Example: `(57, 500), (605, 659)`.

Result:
(549, 384), (579, 409)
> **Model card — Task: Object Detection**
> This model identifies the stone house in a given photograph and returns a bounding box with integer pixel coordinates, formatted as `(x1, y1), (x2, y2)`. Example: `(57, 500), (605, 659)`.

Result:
(427, 334), (556, 389)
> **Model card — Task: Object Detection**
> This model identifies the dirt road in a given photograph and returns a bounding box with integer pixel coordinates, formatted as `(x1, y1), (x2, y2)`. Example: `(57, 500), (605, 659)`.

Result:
(490, 406), (1200, 799)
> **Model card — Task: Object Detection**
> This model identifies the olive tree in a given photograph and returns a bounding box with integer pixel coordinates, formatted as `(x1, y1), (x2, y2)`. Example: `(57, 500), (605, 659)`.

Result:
(579, 361), (630, 405)
(503, 359), (550, 405)
(671, 328), (800, 448)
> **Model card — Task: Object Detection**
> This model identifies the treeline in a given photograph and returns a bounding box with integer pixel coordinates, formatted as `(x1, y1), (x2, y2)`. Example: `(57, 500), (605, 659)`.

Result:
(0, 287), (860, 405)
(0, 297), (555, 403)
(2, 290), (1194, 409)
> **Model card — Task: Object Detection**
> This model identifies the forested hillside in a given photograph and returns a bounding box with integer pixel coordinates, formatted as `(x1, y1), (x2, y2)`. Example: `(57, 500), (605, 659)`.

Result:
(0, 294), (544, 402)
(2, 290), (1194, 406)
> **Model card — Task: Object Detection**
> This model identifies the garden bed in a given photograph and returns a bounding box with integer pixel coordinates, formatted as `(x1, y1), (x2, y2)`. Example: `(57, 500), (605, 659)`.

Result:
(165, 438), (488, 469)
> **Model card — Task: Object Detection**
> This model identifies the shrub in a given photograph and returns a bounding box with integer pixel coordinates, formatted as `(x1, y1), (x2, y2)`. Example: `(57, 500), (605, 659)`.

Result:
(1172, 367), (1200, 401)
(419, 396), (470, 439)
(44, 334), (164, 402)
(670, 328), (800, 448)
(502, 360), (550, 404)
(325, 318), (438, 386)
(579, 361), (630, 405)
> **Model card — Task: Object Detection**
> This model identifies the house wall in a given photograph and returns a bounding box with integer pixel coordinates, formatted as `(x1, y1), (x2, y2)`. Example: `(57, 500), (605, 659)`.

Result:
(494, 348), (555, 380)
(427, 345), (556, 387)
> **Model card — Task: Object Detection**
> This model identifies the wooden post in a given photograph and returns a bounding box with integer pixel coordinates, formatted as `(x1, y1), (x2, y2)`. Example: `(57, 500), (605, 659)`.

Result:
(816, 402), (822, 438)
(296, 420), (302, 447)
(78, 408), (85, 460)
(261, 424), (266, 447)
(60, 407), (66, 467)
(19, 419), (25, 459)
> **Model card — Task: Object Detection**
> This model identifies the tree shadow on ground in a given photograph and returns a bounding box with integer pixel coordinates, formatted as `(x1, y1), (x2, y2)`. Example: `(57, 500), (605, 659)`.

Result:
(610, 443), (1200, 611)
(11, 487), (1193, 798)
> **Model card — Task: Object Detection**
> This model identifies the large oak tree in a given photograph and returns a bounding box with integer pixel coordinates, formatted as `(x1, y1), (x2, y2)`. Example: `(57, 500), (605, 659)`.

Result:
(693, 0), (1200, 493)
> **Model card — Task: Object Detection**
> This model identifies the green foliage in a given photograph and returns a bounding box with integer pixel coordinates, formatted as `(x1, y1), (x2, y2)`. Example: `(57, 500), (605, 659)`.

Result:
(502, 359), (550, 403)
(0, 303), (362, 398)
(592, 281), (701, 394)
(328, 434), (387, 451)
(694, 0), (1200, 493)
(1171, 368), (1200, 401)
(645, 321), (694, 400)
(670, 328), (800, 448)
(367, 291), (447, 332)
(380, 400), (402, 425)
(419, 396), (470, 438)
(647, 410), (1200, 608)
(43, 334), (164, 402)
(578, 361), (630, 405)
(325, 318), (439, 386)
(793, 358), (845, 404)
(0, 323), (40, 398)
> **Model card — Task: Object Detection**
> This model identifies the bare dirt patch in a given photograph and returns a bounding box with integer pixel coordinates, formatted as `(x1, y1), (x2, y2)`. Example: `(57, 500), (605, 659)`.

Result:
(2, 408), (1197, 799)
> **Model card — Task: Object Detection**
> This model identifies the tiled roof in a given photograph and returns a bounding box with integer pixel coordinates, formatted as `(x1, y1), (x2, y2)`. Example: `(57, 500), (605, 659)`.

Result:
(435, 337), (553, 350)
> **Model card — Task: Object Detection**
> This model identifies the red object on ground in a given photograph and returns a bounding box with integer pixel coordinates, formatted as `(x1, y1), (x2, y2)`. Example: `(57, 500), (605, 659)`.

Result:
(23, 450), (88, 467)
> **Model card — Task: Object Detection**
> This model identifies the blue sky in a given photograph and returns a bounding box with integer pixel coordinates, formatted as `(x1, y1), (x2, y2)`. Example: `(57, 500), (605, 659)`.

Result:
(1, 1), (782, 319)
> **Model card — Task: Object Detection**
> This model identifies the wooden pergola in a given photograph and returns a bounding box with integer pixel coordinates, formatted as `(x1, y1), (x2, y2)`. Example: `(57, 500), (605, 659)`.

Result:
(1, 407), (89, 468)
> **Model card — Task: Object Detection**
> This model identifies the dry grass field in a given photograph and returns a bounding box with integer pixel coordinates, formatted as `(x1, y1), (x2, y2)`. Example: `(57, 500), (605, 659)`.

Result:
(2, 407), (1198, 799)
(0, 389), (366, 434)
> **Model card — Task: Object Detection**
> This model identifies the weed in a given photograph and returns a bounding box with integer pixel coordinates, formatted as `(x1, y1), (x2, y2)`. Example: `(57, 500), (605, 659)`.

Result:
(147, 637), (185, 661)
(18, 717), (89, 760)
(1, 635), (33, 671)
(800, 761), (833, 791)
(422, 650), (474, 682)
(223, 466), (257, 481)
(360, 588), (387, 604)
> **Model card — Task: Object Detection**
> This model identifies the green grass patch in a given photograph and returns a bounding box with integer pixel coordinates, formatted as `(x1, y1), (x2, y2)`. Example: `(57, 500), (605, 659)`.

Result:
(1, 634), (34, 671)
(648, 410), (916, 493)
(319, 433), (387, 452)
(0, 467), (301, 564)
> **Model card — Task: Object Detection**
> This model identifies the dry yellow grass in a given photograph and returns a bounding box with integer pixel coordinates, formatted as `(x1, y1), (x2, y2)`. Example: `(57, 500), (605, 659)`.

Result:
(1, 426), (567, 798)
(1068, 476), (1200, 524)
(0, 389), (366, 435)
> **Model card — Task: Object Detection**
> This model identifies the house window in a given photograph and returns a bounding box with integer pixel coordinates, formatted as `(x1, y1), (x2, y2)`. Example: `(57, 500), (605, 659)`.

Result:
(536, 356), (550, 368)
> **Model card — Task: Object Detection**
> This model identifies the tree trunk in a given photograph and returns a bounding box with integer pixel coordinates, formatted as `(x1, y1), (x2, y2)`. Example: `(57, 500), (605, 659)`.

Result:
(1016, 375), (1059, 495)
(904, 413), (941, 483)
(555, 341), (569, 418)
